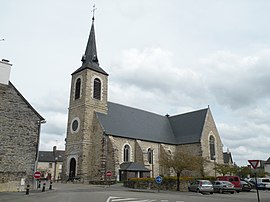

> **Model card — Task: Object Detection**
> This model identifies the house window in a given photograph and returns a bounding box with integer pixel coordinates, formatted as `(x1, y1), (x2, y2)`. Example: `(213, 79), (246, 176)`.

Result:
(93, 78), (101, 100)
(209, 135), (216, 160)
(123, 145), (130, 162)
(147, 148), (153, 164)
(75, 78), (81, 100)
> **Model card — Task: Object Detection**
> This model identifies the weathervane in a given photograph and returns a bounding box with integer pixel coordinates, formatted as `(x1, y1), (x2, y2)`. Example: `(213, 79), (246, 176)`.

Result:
(91, 4), (97, 21)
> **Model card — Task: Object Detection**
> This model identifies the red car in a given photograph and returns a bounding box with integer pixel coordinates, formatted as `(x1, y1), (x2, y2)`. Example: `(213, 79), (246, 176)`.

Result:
(216, 176), (241, 193)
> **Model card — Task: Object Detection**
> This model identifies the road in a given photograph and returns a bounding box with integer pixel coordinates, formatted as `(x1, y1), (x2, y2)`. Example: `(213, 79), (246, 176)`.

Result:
(0, 182), (269, 202)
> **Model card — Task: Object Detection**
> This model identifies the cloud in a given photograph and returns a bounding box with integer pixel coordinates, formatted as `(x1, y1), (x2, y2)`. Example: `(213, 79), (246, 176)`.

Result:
(109, 47), (209, 114)
(108, 47), (270, 165)
(200, 50), (270, 109)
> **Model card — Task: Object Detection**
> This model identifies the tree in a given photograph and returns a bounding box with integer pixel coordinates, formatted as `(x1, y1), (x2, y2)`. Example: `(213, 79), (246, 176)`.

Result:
(159, 149), (204, 191)
(237, 166), (252, 178)
(214, 164), (231, 176)
(215, 164), (239, 176)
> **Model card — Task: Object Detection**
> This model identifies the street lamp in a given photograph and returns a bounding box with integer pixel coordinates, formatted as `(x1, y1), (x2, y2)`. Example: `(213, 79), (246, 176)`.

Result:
(54, 157), (58, 182)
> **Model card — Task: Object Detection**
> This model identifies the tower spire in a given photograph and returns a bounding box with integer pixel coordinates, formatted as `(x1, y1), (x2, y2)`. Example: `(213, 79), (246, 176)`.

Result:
(81, 5), (98, 65)
(73, 5), (108, 76)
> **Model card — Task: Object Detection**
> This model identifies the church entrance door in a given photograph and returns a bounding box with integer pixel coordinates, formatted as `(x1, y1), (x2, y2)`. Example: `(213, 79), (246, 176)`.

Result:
(69, 158), (76, 181)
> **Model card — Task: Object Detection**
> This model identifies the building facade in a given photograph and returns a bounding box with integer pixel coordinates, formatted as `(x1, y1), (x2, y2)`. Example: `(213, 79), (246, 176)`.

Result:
(0, 59), (45, 191)
(37, 146), (65, 181)
(64, 18), (224, 182)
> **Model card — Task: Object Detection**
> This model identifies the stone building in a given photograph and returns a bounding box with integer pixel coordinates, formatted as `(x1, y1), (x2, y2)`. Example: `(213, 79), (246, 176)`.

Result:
(37, 146), (65, 181)
(64, 17), (224, 182)
(0, 59), (45, 191)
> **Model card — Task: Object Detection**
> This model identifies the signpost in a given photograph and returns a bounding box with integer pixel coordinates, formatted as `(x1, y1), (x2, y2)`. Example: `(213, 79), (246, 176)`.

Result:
(106, 170), (113, 177)
(106, 170), (113, 187)
(34, 171), (41, 179)
(155, 176), (163, 192)
(248, 160), (260, 169)
(248, 160), (260, 202)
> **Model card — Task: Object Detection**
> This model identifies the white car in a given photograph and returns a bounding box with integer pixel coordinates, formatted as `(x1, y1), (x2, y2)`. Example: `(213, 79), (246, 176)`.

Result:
(249, 178), (270, 190)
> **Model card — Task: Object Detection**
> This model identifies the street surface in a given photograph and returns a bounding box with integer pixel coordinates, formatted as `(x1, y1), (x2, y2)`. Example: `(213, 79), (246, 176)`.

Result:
(0, 182), (269, 202)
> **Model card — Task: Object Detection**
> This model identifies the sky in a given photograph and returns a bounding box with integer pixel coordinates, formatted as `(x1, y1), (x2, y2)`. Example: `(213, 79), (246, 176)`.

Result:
(1, 0), (270, 166)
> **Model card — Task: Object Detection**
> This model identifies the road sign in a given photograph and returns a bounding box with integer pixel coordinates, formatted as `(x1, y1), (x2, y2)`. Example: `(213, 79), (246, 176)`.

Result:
(34, 171), (42, 179)
(248, 160), (260, 169)
(155, 176), (163, 184)
(106, 170), (113, 177)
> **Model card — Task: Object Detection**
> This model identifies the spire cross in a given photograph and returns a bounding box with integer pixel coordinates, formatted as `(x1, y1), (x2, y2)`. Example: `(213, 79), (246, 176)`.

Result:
(91, 4), (97, 20)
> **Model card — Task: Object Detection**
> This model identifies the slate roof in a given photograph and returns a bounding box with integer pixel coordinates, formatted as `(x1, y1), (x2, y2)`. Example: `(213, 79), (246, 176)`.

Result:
(38, 150), (65, 162)
(120, 162), (150, 171)
(96, 102), (208, 145)
(265, 157), (270, 164)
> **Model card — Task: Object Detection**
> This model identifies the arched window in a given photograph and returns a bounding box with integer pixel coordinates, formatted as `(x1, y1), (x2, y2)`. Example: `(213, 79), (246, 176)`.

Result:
(93, 78), (101, 100)
(209, 135), (216, 160)
(75, 78), (81, 100)
(147, 148), (153, 164)
(123, 145), (130, 162)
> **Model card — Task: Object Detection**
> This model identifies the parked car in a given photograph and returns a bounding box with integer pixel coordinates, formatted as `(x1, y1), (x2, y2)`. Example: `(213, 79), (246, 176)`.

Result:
(249, 178), (270, 190)
(240, 180), (252, 192)
(188, 180), (213, 194)
(213, 181), (235, 194)
(216, 176), (241, 192)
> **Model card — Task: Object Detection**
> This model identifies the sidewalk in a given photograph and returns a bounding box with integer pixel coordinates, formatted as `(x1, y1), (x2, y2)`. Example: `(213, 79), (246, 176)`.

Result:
(0, 186), (55, 201)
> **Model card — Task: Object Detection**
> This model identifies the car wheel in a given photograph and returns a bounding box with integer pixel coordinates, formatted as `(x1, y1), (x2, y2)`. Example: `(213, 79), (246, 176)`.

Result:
(219, 189), (223, 194)
(210, 192), (213, 194)
(197, 189), (200, 193)
(230, 191), (234, 194)
(236, 190), (240, 193)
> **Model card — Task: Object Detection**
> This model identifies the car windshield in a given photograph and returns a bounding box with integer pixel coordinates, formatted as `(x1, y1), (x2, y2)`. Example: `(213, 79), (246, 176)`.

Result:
(262, 179), (270, 182)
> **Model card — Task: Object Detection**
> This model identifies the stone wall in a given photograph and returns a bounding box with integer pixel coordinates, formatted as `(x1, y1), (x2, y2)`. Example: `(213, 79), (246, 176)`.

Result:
(200, 109), (224, 176)
(0, 83), (42, 191)
(64, 68), (108, 182)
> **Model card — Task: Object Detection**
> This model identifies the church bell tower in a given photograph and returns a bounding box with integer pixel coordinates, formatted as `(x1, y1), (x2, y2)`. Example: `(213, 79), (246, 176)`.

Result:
(64, 12), (108, 181)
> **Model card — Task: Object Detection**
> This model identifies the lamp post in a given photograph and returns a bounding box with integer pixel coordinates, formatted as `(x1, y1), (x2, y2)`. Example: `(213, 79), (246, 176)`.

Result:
(54, 157), (58, 182)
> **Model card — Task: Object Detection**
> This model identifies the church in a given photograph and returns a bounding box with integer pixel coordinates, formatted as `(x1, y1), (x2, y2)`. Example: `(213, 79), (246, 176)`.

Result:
(63, 16), (224, 182)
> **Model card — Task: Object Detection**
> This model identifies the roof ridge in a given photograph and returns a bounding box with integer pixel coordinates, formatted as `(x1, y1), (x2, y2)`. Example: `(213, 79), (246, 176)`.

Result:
(107, 101), (168, 118)
(169, 108), (208, 118)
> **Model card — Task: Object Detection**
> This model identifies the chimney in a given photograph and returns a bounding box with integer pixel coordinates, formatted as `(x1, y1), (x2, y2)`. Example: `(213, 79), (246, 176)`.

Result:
(0, 59), (12, 85)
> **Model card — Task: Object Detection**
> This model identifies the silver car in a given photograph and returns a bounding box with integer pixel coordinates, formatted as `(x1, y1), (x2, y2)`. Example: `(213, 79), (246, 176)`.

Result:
(213, 181), (235, 194)
(188, 180), (214, 194)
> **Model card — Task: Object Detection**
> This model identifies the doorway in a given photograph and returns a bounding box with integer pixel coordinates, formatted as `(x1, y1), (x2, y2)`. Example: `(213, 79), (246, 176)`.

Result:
(69, 158), (76, 181)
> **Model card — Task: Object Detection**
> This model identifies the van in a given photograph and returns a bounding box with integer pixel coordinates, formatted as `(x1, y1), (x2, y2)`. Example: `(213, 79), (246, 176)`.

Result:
(249, 178), (270, 190)
(216, 176), (241, 192)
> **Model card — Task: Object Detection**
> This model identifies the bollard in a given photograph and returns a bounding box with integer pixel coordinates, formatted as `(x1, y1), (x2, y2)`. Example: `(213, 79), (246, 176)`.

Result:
(25, 184), (30, 195)
(49, 181), (52, 190)
(38, 180), (41, 188)
(42, 183), (45, 192)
